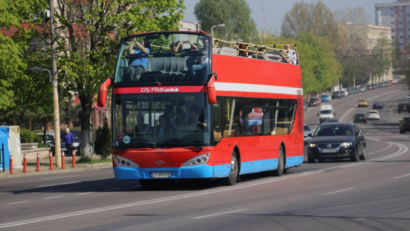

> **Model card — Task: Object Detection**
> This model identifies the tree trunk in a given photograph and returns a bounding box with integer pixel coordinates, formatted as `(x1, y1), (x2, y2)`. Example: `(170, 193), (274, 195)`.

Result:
(79, 95), (93, 160)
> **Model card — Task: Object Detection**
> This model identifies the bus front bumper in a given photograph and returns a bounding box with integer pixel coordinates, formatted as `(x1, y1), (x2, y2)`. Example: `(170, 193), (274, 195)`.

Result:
(113, 164), (231, 180)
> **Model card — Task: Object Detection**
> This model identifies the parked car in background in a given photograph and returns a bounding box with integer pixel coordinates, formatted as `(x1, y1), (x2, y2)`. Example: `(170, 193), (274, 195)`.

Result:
(398, 101), (410, 113)
(353, 113), (367, 123)
(50, 131), (93, 156)
(332, 91), (342, 99)
(37, 133), (54, 145)
(304, 101), (308, 111)
(357, 86), (366, 92)
(322, 118), (339, 124)
(341, 88), (348, 96)
(405, 96), (410, 102)
(321, 93), (332, 102)
(308, 98), (318, 107)
(399, 117), (410, 134)
(311, 97), (321, 105)
(373, 101), (383, 109)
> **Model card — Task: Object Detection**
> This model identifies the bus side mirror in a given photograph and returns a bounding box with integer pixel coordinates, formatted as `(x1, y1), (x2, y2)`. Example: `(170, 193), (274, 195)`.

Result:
(207, 73), (217, 105)
(98, 77), (112, 107)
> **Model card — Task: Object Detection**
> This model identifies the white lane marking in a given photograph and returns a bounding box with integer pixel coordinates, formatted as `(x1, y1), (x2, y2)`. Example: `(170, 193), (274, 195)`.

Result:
(323, 188), (354, 195)
(366, 143), (393, 156)
(43, 196), (63, 200)
(76, 192), (94, 195)
(34, 182), (81, 189)
(8, 201), (28, 205)
(193, 209), (247, 219)
(339, 107), (356, 122)
(394, 173), (410, 179)
(105, 188), (121, 191)
(38, 176), (75, 181)
(0, 140), (407, 229)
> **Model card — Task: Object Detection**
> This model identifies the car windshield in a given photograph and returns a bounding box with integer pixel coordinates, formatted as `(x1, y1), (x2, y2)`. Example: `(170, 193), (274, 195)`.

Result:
(304, 125), (311, 131)
(314, 125), (353, 136)
(359, 100), (366, 102)
(404, 118), (410, 122)
(321, 94), (328, 97)
(374, 101), (381, 104)
(368, 111), (378, 114)
(114, 32), (211, 86)
(356, 114), (366, 117)
(320, 110), (332, 114)
(113, 92), (211, 149)
(309, 99), (316, 102)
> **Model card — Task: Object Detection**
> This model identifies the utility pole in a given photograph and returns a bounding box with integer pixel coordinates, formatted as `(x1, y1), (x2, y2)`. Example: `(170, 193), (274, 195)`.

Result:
(50, 0), (61, 167)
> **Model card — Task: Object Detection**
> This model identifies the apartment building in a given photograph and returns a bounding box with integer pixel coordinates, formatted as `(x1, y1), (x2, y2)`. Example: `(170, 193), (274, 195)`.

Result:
(376, 0), (410, 49)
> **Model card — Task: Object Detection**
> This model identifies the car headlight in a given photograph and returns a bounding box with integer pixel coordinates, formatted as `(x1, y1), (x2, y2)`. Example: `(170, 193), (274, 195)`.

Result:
(72, 142), (80, 147)
(308, 143), (316, 148)
(182, 153), (210, 166)
(341, 142), (352, 148)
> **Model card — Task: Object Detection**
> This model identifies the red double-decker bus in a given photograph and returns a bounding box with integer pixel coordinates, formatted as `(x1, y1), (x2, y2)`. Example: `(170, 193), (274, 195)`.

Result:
(98, 31), (304, 188)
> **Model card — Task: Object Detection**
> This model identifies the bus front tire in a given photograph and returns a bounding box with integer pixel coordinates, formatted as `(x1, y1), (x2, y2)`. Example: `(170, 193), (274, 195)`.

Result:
(221, 151), (239, 186)
(272, 146), (284, 176)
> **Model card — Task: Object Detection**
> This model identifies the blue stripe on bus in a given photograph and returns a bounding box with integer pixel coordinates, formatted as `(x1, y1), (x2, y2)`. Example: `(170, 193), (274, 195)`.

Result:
(239, 159), (278, 175)
(285, 156), (304, 168)
(113, 164), (233, 180)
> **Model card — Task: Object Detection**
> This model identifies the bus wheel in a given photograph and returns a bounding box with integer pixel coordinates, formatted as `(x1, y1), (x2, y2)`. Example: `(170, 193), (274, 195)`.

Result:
(139, 179), (157, 189)
(272, 146), (284, 176)
(221, 151), (239, 186)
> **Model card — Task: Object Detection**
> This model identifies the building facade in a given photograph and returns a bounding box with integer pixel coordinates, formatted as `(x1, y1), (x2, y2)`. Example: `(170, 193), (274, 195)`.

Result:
(376, 0), (410, 49)
(179, 20), (201, 31)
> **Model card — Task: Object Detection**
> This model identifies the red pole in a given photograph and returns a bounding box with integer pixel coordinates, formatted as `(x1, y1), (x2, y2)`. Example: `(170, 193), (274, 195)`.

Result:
(49, 151), (54, 170)
(35, 153), (41, 172)
(61, 151), (65, 169)
(22, 153), (27, 173)
(72, 150), (76, 168)
(9, 154), (13, 174)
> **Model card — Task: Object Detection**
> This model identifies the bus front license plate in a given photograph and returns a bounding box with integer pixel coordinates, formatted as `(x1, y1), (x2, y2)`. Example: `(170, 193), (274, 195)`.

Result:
(322, 149), (337, 153)
(151, 172), (171, 178)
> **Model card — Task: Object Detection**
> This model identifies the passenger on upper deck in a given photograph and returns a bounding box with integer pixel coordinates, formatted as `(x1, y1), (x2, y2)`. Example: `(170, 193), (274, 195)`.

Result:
(238, 44), (252, 58)
(252, 47), (265, 59)
(125, 39), (151, 81)
(280, 44), (297, 64)
(175, 41), (198, 54)
(191, 39), (209, 76)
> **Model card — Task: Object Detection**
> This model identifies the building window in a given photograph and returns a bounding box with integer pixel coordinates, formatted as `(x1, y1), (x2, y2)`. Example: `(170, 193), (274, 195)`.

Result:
(391, 7), (394, 10)
(400, 36), (404, 39)
(400, 29), (403, 32)
(392, 36), (395, 39)
(392, 29), (395, 32)
(399, 21), (403, 24)
(392, 22), (395, 24)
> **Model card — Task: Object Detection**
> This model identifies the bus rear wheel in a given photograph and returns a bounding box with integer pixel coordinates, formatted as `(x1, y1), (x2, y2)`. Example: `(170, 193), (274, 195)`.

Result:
(221, 151), (239, 186)
(271, 146), (284, 176)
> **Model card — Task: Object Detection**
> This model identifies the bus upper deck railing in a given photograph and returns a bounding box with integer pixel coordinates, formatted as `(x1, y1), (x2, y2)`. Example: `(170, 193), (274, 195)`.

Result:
(212, 38), (299, 65)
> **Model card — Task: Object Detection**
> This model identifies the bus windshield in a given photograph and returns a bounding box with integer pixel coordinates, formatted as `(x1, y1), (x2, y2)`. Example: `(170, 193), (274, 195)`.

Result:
(113, 93), (211, 149)
(114, 32), (211, 85)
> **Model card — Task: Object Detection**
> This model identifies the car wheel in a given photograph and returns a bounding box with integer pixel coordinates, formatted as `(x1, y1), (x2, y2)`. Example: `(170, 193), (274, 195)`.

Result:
(350, 147), (359, 162)
(360, 147), (366, 160)
(221, 150), (239, 185)
(271, 146), (284, 176)
(308, 157), (315, 163)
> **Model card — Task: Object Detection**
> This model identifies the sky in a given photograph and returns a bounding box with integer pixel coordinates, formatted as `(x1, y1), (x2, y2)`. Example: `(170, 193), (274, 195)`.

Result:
(183, 0), (392, 33)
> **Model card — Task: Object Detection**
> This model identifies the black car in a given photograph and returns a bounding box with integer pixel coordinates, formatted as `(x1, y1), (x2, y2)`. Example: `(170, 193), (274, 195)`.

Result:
(322, 118), (339, 124)
(332, 92), (342, 99)
(373, 101), (383, 109)
(399, 117), (410, 134)
(307, 122), (366, 163)
(308, 98), (318, 107)
(398, 101), (410, 113)
(353, 113), (367, 123)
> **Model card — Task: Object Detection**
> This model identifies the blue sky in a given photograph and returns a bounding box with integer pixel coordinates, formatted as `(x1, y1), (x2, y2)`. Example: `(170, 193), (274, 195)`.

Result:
(183, 0), (392, 32)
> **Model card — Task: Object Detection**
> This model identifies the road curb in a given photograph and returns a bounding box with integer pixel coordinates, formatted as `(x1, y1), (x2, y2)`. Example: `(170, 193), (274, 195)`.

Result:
(0, 163), (112, 179)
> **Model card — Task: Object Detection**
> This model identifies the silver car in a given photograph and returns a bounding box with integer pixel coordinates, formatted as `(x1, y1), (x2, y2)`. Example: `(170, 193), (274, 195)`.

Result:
(304, 124), (314, 143)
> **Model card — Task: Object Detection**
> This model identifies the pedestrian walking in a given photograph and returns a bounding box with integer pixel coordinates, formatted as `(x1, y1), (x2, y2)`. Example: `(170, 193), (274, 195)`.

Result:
(64, 128), (74, 156)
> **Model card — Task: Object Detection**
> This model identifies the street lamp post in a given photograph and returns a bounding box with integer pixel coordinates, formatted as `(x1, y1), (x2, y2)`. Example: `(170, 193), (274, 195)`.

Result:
(211, 24), (225, 38)
(29, 66), (61, 167)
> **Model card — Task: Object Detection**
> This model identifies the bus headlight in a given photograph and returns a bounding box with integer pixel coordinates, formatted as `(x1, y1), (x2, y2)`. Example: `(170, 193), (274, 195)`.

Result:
(183, 153), (210, 166)
(113, 155), (140, 168)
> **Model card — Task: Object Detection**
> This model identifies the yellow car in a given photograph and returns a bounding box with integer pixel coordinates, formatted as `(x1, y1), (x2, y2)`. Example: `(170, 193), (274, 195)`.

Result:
(358, 100), (368, 107)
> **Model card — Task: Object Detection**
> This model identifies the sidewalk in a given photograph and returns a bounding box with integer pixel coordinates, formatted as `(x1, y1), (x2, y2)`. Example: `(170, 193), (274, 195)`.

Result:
(0, 156), (112, 179)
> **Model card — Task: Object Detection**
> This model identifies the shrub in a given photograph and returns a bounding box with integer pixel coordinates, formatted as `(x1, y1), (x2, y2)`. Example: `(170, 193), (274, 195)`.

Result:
(94, 122), (112, 159)
(20, 129), (34, 143)
(33, 134), (42, 146)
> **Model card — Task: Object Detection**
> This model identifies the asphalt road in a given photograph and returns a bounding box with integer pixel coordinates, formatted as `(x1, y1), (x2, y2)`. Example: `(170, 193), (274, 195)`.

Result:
(1, 84), (410, 231)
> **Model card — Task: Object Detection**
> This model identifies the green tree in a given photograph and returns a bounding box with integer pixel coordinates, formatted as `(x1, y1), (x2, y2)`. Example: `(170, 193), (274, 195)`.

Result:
(370, 37), (392, 83)
(281, 1), (338, 40)
(44, 0), (185, 160)
(194, 0), (260, 43)
(94, 122), (111, 159)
